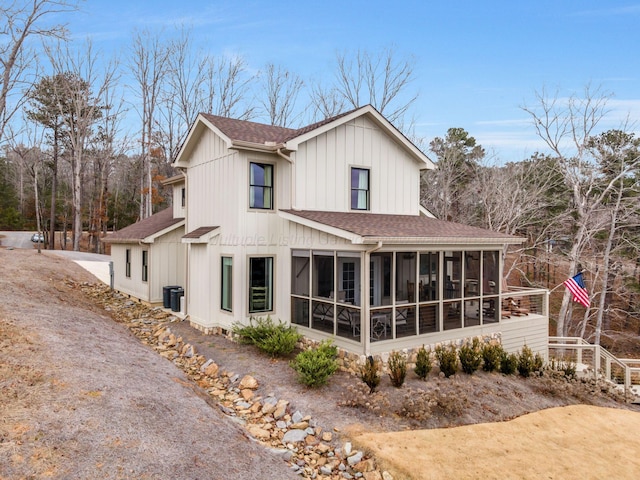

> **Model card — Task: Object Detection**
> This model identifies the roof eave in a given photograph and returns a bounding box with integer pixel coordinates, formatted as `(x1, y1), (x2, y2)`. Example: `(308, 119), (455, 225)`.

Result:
(181, 227), (221, 244)
(362, 236), (525, 245)
(229, 139), (284, 153)
(174, 114), (233, 168)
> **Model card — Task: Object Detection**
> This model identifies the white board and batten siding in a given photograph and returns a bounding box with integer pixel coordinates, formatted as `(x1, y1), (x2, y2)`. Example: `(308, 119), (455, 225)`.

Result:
(186, 244), (212, 329)
(111, 244), (149, 302)
(148, 228), (186, 304)
(185, 128), (241, 231)
(293, 116), (420, 214)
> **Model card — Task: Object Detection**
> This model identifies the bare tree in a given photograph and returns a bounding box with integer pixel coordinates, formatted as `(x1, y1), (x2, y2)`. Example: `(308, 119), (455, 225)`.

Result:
(522, 85), (638, 337)
(0, 0), (78, 143)
(128, 29), (170, 219)
(202, 55), (255, 120)
(585, 130), (640, 344)
(87, 78), (128, 253)
(259, 63), (303, 127)
(311, 47), (418, 124)
(308, 83), (346, 121)
(45, 39), (118, 251)
(165, 29), (205, 129)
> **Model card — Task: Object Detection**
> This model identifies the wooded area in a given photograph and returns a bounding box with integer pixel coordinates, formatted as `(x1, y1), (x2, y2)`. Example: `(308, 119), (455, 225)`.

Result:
(0, 1), (638, 345)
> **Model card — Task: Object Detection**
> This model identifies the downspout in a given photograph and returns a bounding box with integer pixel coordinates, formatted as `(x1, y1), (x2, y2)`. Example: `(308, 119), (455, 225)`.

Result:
(363, 241), (383, 356)
(277, 147), (296, 210)
(176, 167), (189, 317)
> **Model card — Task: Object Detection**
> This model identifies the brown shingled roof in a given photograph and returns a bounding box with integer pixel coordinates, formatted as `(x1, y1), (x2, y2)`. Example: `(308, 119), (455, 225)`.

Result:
(102, 208), (183, 243)
(200, 108), (358, 146)
(280, 210), (521, 243)
(182, 226), (219, 239)
(200, 114), (297, 144)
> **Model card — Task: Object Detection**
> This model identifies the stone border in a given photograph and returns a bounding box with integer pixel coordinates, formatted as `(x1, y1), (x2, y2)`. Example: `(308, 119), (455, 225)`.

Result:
(83, 282), (394, 480)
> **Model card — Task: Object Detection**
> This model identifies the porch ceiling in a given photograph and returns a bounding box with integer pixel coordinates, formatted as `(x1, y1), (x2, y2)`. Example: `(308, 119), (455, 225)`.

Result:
(279, 210), (524, 246)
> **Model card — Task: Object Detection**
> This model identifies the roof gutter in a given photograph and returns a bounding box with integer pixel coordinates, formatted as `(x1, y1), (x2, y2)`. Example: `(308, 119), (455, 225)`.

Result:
(230, 139), (280, 153)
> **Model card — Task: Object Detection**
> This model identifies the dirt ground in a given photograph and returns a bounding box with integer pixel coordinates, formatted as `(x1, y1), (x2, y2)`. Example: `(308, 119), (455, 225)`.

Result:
(0, 249), (298, 480)
(2, 247), (640, 479)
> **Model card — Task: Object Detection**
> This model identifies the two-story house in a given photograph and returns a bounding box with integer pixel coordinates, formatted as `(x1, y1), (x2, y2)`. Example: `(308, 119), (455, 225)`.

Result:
(168, 105), (549, 357)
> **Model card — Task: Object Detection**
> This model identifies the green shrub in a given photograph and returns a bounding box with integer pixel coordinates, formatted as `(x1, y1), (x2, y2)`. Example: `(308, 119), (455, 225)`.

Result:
(481, 343), (504, 372)
(458, 338), (482, 375)
(290, 340), (338, 388)
(435, 344), (458, 378)
(500, 351), (518, 375)
(517, 345), (536, 377)
(361, 356), (381, 393)
(534, 352), (545, 372)
(232, 315), (275, 344)
(388, 351), (407, 388)
(232, 316), (301, 357)
(414, 345), (432, 380)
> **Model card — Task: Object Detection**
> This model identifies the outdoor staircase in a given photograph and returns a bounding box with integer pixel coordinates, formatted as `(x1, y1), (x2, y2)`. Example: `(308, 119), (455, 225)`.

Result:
(548, 337), (640, 402)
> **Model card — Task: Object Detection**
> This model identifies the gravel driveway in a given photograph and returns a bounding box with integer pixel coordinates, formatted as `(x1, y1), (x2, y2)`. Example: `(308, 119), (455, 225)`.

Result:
(0, 248), (298, 479)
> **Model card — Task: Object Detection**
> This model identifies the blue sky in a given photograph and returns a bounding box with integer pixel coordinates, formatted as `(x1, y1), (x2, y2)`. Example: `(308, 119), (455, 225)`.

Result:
(55, 0), (640, 162)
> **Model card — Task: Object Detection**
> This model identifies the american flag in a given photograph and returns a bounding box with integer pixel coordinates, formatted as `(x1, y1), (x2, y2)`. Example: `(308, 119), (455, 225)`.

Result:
(563, 272), (590, 308)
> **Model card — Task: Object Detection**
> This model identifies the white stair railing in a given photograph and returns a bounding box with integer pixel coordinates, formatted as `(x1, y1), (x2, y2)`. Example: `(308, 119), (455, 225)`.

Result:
(549, 336), (640, 398)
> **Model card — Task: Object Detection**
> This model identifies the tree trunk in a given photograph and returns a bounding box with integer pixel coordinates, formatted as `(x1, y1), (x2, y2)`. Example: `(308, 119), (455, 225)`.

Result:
(594, 182), (623, 345)
(49, 130), (58, 250)
(72, 148), (82, 251)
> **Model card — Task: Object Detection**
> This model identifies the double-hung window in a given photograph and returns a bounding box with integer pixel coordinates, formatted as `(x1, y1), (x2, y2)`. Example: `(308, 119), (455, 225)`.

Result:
(141, 250), (148, 282)
(351, 167), (370, 210)
(221, 257), (233, 312)
(249, 162), (273, 209)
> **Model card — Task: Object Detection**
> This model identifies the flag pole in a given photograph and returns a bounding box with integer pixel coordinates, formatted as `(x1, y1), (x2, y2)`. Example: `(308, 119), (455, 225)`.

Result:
(549, 269), (588, 293)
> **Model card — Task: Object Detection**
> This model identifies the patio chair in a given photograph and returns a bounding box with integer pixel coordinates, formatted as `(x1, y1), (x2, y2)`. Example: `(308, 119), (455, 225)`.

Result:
(337, 307), (360, 336)
(312, 302), (334, 325)
(395, 301), (409, 328)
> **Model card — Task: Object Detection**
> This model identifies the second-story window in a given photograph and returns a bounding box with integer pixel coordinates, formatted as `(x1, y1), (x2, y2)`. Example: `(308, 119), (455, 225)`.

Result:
(249, 162), (273, 209)
(351, 167), (370, 210)
(181, 187), (185, 207)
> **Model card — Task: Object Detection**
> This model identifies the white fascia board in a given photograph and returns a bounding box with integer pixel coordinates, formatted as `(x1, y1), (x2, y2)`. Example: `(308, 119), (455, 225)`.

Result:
(419, 205), (436, 218)
(173, 115), (233, 168)
(278, 211), (364, 244)
(142, 220), (185, 244)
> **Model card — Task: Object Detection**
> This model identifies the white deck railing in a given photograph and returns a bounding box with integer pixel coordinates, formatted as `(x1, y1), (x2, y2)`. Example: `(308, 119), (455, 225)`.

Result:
(549, 336), (640, 397)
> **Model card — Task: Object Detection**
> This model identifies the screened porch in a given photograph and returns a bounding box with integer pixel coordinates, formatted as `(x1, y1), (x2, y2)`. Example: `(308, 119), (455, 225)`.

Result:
(290, 248), (547, 348)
